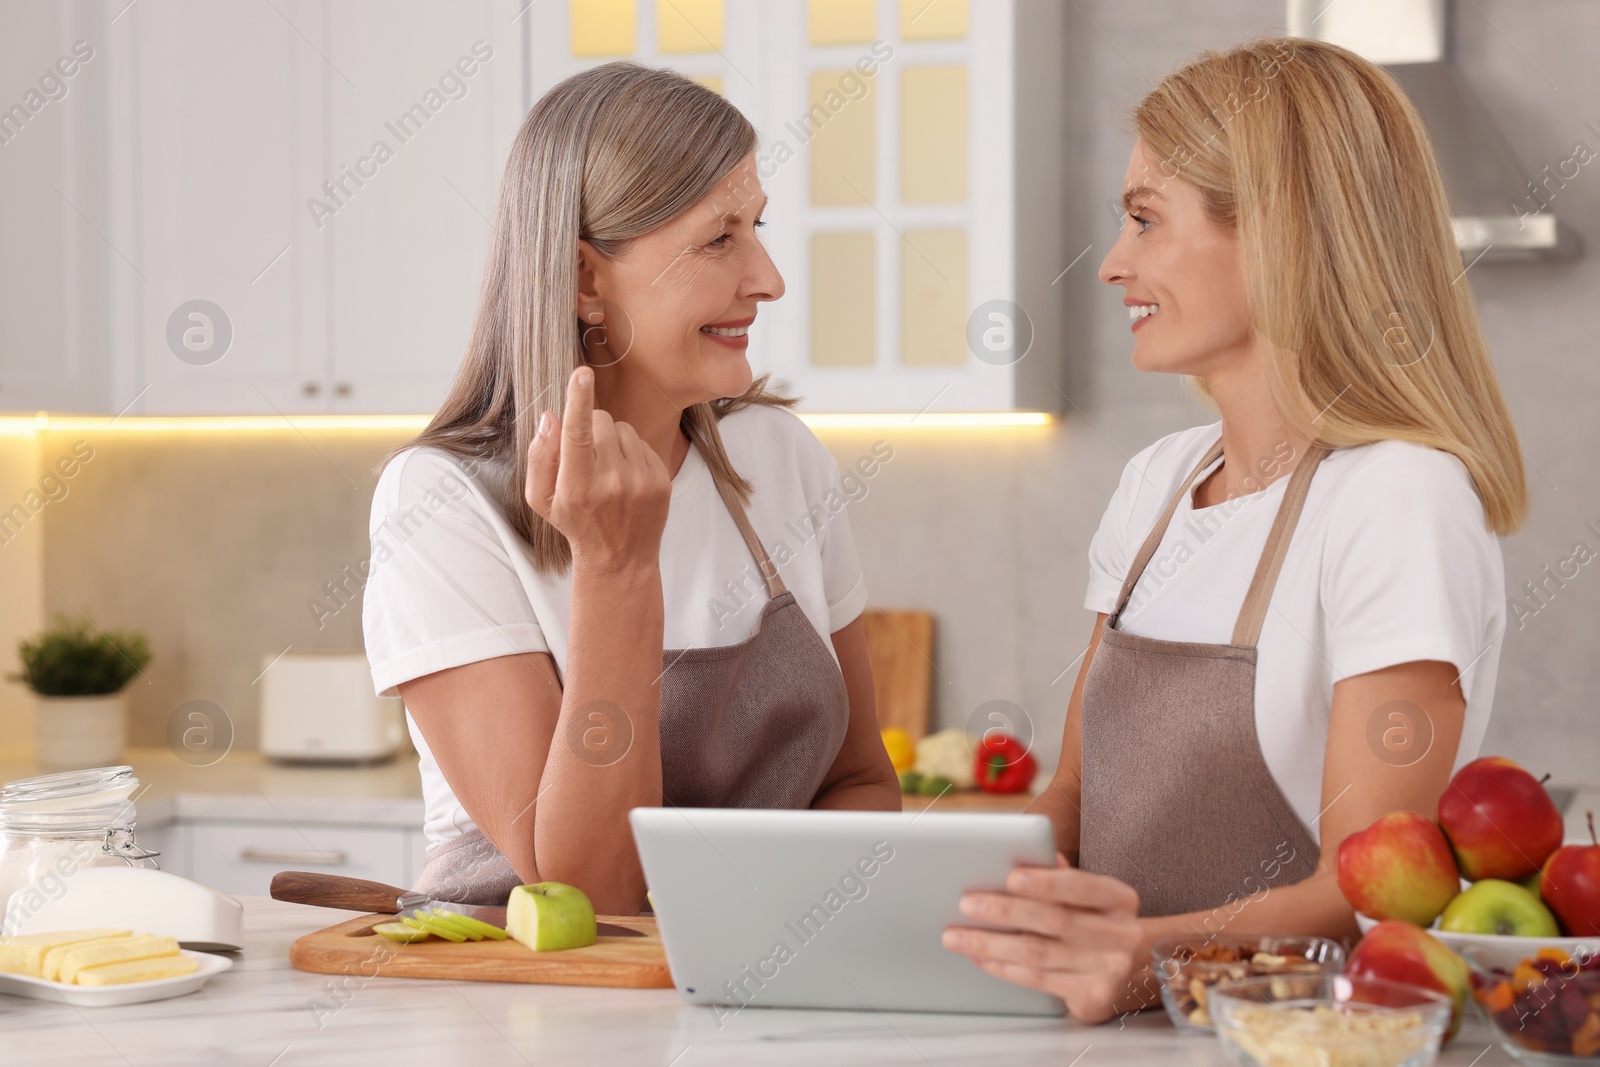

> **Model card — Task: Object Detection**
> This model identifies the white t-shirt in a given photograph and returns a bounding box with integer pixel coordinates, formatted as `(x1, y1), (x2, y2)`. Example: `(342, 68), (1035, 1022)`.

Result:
(1084, 421), (1505, 844)
(362, 404), (873, 847)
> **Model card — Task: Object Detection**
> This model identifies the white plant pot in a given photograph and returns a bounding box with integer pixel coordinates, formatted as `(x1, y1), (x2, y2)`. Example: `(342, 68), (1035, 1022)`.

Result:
(34, 693), (128, 770)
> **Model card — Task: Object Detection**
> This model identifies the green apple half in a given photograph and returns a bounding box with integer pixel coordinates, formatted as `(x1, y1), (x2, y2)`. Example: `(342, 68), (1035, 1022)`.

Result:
(1439, 878), (1560, 937)
(507, 882), (598, 952)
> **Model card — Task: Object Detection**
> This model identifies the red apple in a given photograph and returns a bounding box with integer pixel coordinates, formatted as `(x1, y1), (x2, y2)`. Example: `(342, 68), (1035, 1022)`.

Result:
(1437, 757), (1564, 881)
(1337, 811), (1460, 926)
(1347, 919), (1470, 1042)
(1541, 811), (1600, 937)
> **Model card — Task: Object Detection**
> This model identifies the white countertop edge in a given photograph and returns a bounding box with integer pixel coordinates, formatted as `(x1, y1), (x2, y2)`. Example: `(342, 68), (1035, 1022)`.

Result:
(136, 794), (425, 829)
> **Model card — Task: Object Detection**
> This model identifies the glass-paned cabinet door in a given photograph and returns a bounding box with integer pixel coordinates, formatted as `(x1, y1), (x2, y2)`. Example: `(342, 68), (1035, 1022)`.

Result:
(525, 0), (1062, 414)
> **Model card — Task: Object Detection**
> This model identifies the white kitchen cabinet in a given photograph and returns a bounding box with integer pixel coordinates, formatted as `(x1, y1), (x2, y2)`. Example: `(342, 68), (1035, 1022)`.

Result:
(179, 820), (415, 898)
(139, 815), (428, 897)
(321, 1), (527, 415)
(107, 0), (331, 416)
(0, 3), (114, 415)
(15, 0), (527, 417)
(8, 0), (1064, 416)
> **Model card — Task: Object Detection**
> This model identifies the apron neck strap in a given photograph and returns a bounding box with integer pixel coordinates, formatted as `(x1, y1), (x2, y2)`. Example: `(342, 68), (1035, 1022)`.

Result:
(1107, 438), (1224, 628)
(1231, 441), (1331, 647)
(1107, 436), (1333, 647)
(705, 449), (788, 600)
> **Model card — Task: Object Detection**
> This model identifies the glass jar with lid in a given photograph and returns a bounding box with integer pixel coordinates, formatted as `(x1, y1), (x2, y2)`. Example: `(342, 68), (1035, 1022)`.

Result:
(0, 765), (161, 931)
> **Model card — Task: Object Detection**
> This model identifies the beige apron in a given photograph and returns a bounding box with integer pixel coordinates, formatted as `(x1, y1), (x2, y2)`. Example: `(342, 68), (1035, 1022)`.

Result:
(410, 448), (852, 906)
(1077, 437), (1329, 918)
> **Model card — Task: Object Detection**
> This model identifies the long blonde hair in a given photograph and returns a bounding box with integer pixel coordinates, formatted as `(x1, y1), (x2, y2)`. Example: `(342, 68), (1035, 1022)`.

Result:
(1132, 37), (1527, 534)
(379, 62), (795, 573)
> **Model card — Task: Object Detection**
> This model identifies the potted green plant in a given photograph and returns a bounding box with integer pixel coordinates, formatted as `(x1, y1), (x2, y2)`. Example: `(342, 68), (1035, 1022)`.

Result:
(9, 613), (151, 769)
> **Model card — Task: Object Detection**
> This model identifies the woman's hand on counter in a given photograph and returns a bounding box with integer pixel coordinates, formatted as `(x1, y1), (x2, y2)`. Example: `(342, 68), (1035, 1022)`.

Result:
(525, 364), (671, 576)
(940, 853), (1145, 1024)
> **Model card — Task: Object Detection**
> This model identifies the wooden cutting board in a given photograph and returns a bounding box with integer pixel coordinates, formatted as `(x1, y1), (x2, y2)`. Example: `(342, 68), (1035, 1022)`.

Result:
(288, 912), (674, 989)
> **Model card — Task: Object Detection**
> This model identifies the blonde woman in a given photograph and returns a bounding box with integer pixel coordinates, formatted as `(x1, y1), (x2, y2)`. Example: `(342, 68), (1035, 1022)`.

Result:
(943, 38), (1525, 1022)
(362, 63), (899, 916)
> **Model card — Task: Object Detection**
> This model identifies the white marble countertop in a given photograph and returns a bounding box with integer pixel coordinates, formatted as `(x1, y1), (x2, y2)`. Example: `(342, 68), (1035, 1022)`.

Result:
(0, 896), (1528, 1067)
(0, 746), (424, 828)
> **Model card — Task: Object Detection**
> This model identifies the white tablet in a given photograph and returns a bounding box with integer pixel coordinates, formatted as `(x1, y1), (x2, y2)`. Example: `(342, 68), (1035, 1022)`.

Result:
(629, 807), (1066, 1018)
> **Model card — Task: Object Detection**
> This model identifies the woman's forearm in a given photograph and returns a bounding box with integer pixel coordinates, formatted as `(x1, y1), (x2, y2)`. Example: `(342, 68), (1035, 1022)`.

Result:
(533, 558), (666, 914)
(1027, 770), (1083, 864)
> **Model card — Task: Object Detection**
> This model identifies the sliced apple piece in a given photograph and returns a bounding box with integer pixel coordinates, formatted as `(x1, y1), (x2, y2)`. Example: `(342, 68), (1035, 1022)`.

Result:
(400, 913), (467, 942)
(372, 922), (430, 944)
(425, 909), (507, 941)
(431, 909), (509, 940)
(417, 910), (483, 941)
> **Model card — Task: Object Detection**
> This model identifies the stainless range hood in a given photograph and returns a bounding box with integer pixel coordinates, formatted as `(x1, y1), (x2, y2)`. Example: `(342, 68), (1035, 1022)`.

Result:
(1288, 0), (1582, 263)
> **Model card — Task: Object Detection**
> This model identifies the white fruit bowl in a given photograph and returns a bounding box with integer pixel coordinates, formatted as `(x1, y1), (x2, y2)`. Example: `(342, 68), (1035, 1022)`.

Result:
(1355, 912), (1600, 970)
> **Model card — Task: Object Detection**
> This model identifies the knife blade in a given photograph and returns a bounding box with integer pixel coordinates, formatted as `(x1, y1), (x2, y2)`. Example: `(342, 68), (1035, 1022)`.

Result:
(270, 871), (645, 937)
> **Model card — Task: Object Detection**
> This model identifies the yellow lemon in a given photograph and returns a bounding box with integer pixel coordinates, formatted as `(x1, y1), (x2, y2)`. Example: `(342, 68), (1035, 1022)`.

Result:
(879, 727), (916, 773)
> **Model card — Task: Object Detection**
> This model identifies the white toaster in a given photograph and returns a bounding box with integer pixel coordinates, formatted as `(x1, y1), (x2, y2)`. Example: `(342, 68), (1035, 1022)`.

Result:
(259, 652), (406, 762)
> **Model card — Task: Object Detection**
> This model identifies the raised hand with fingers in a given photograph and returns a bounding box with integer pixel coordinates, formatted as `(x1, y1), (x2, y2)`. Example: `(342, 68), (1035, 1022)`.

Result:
(525, 365), (672, 574)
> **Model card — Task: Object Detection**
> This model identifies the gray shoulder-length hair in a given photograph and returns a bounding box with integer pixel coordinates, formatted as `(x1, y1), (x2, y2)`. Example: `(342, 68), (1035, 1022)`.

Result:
(378, 62), (795, 575)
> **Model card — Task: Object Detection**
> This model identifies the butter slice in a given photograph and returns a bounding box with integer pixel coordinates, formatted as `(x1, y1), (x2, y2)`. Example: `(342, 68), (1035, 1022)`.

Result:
(44, 934), (134, 982)
(74, 954), (199, 986)
(0, 929), (132, 978)
(60, 935), (180, 985)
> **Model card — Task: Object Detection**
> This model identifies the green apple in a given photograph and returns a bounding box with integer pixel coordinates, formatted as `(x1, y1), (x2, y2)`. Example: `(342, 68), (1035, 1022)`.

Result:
(507, 882), (597, 952)
(1439, 878), (1560, 937)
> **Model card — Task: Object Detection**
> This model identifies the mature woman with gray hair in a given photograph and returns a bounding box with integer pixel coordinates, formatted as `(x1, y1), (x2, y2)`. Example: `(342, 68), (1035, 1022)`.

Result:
(363, 62), (900, 916)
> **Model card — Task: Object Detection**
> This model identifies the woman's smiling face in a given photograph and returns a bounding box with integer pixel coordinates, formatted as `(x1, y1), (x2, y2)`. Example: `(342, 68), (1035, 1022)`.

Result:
(1097, 139), (1254, 378)
(577, 152), (784, 408)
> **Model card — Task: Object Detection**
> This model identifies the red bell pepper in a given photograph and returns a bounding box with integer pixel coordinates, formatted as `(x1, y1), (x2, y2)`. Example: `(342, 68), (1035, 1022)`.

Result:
(974, 732), (1036, 794)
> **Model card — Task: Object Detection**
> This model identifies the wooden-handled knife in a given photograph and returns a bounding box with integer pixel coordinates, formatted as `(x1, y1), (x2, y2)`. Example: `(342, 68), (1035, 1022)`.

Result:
(270, 871), (645, 937)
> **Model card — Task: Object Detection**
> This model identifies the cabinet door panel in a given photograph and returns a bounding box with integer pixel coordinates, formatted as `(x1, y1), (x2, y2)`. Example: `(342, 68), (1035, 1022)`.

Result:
(121, 0), (328, 415)
(187, 821), (409, 897)
(325, 1), (526, 414)
(0, 4), (112, 413)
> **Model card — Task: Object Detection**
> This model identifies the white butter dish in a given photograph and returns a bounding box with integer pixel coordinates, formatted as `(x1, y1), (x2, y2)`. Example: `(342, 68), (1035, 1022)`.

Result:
(3, 867), (244, 951)
(0, 949), (232, 1006)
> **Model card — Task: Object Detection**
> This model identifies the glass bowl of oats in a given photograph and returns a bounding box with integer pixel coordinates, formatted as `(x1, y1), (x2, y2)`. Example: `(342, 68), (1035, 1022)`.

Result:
(1150, 934), (1346, 1033)
(1208, 972), (1452, 1067)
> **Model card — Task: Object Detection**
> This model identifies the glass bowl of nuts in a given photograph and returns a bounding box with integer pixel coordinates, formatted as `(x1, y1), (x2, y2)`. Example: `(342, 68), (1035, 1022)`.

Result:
(1150, 934), (1347, 1033)
(1209, 973), (1451, 1067)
